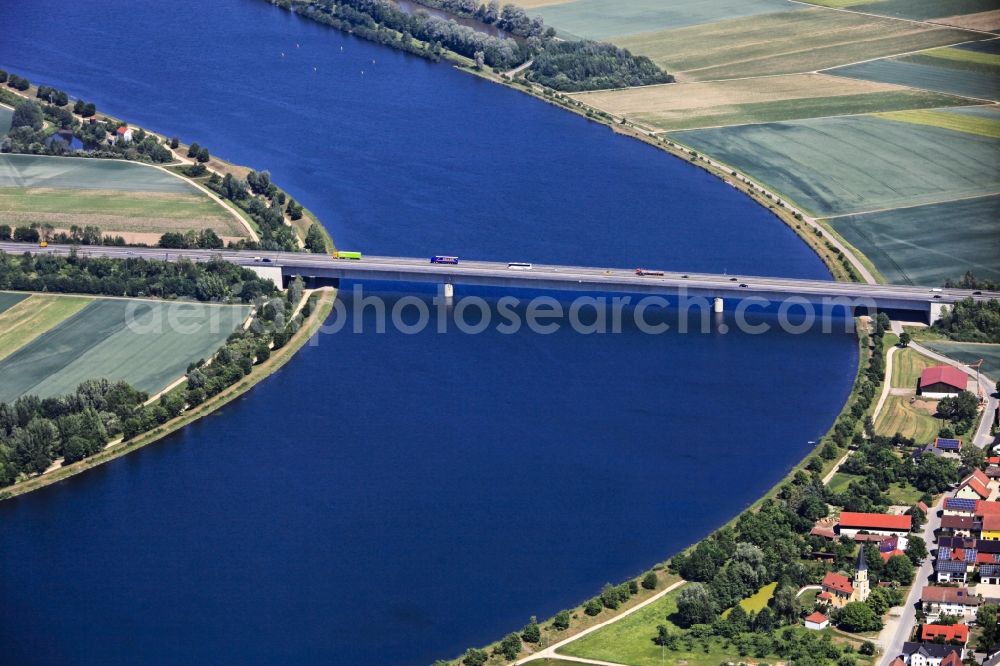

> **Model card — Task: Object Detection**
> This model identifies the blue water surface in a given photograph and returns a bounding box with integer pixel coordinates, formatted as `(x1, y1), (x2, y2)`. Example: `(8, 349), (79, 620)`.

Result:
(0, 1), (856, 664)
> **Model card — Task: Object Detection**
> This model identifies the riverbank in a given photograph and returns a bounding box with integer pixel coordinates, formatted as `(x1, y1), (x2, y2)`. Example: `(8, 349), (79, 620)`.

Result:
(264, 0), (869, 284)
(0, 288), (336, 501)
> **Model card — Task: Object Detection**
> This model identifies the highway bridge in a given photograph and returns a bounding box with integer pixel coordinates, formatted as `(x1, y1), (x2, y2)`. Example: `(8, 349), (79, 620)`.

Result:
(2, 242), (996, 322)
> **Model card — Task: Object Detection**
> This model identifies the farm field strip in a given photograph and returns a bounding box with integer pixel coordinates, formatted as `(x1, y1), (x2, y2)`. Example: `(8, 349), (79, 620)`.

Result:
(0, 294), (93, 362)
(0, 298), (250, 403)
(890, 348), (938, 389)
(0, 292), (28, 315)
(921, 45), (1000, 66)
(615, 8), (982, 81)
(573, 76), (973, 131)
(524, 0), (796, 40)
(930, 9), (1000, 32)
(875, 108), (1000, 138)
(829, 56), (1000, 102)
(0, 154), (196, 192)
(670, 115), (1000, 217)
(0, 186), (244, 236)
(849, 0), (999, 22)
(826, 195), (1000, 286)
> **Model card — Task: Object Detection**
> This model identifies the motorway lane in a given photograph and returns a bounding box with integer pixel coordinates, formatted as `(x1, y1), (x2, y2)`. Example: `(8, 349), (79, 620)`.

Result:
(1, 242), (996, 305)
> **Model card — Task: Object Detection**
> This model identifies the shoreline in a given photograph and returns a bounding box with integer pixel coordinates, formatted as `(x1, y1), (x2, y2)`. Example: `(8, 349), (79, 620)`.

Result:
(0, 288), (337, 501)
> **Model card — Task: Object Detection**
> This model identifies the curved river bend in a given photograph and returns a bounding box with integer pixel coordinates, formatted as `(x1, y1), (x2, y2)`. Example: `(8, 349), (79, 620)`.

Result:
(0, 1), (856, 664)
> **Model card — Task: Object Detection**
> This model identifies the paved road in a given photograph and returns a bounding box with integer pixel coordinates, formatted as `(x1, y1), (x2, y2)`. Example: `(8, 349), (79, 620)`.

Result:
(878, 496), (942, 665)
(2, 242), (995, 311)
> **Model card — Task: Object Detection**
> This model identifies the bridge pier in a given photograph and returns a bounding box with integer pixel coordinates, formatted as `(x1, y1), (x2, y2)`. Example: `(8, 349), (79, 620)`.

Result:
(928, 300), (946, 324)
(440, 283), (454, 300)
(713, 297), (724, 314)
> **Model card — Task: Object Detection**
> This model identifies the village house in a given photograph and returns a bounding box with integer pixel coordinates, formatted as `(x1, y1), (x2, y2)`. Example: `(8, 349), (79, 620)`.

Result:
(918, 365), (968, 398)
(920, 623), (968, 646)
(110, 125), (133, 144)
(920, 586), (980, 621)
(838, 511), (911, 538)
(940, 515), (975, 537)
(983, 514), (1000, 541)
(955, 469), (993, 502)
(899, 642), (962, 666)
(943, 497), (977, 518)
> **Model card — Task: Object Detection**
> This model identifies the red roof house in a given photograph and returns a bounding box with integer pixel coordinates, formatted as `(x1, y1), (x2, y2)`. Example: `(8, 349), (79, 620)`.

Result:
(838, 512), (911, 535)
(919, 366), (967, 395)
(920, 623), (969, 644)
(804, 611), (829, 630)
(957, 469), (991, 501)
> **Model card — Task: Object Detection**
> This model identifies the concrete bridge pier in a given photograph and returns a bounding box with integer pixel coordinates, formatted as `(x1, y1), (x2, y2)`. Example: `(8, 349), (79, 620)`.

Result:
(440, 283), (454, 301)
(929, 300), (946, 324)
(713, 297), (724, 314)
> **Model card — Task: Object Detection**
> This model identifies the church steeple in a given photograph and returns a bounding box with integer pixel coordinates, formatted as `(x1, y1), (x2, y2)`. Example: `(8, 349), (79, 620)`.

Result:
(853, 546), (870, 602)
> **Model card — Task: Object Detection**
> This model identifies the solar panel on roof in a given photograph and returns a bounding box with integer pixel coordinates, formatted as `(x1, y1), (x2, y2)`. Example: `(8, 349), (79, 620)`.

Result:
(946, 498), (977, 510)
(937, 438), (962, 450)
(936, 560), (968, 573)
(981, 564), (1000, 576)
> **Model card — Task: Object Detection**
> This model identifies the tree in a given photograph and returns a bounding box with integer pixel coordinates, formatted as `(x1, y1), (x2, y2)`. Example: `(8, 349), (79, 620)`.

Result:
(196, 147), (210, 163)
(905, 536), (927, 564)
(583, 597), (602, 616)
(498, 632), (521, 660)
(641, 571), (658, 590)
(961, 445), (986, 474)
(771, 584), (801, 625)
(837, 601), (882, 632)
(899, 332), (911, 347)
(859, 641), (875, 656)
(865, 586), (893, 616)
(977, 603), (1000, 653)
(187, 142), (200, 158)
(304, 223), (327, 253)
(169, 136), (179, 149)
(552, 609), (570, 631)
(675, 583), (717, 627)
(461, 648), (487, 666)
(11, 100), (44, 131)
(521, 617), (540, 643)
(913, 455), (959, 493)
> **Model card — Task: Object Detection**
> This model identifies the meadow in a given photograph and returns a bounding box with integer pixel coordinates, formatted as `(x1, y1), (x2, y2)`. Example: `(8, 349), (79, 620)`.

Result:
(524, 0), (794, 40)
(0, 297), (250, 403)
(891, 348), (939, 389)
(573, 74), (971, 131)
(827, 195), (1000, 285)
(616, 9), (979, 81)
(0, 291), (28, 315)
(875, 396), (942, 442)
(0, 154), (245, 238)
(851, 0), (998, 22)
(671, 115), (1000, 217)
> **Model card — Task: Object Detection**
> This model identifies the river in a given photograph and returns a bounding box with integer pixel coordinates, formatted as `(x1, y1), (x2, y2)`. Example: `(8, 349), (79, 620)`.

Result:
(0, 1), (857, 664)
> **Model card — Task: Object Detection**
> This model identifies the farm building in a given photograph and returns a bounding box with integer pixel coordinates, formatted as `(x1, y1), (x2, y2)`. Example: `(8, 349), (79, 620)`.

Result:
(803, 611), (828, 630)
(918, 366), (967, 398)
(900, 642), (962, 666)
(838, 511), (911, 537)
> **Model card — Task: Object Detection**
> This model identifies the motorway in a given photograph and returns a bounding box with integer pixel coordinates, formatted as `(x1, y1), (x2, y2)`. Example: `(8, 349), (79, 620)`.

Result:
(2, 242), (997, 313)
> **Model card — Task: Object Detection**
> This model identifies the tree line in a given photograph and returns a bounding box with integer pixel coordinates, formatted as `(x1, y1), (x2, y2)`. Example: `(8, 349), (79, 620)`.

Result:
(0, 250), (277, 303)
(932, 296), (1000, 343)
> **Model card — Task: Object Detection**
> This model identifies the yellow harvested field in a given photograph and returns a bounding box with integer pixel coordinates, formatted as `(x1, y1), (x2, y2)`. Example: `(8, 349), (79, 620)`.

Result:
(875, 395), (942, 443)
(890, 347), (939, 389)
(931, 9), (1000, 31)
(0, 294), (93, 361)
(616, 9), (980, 81)
(571, 74), (899, 115)
(877, 108), (1000, 138)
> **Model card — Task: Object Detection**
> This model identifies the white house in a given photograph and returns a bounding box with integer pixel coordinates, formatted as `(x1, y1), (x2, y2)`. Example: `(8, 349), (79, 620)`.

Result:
(804, 611), (828, 631)
(920, 586), (980, 622)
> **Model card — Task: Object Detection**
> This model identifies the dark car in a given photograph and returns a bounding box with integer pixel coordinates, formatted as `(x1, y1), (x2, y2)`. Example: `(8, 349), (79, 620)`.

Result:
(739, 283), (748, 288)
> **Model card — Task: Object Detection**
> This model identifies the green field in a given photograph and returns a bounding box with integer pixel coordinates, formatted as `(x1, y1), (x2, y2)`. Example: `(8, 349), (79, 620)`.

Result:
(526, 0), (796, 39)
(0, 291), (28, 315)
(877, 107), (1000, 138)
(0, 298), (250, 403)
(830, 56), (1000, 102)
(0, 154), (244, 237)
(827, 195), (1000, 285)
(0, 154), (198, 192)
(641, 90), (973, 132)
(852, 0), (997, 21)
(617, 9), (979, 81)
(922, 341), (1000, 383)
(0, 294), (94, 362)
(671, 115), (1000, 217)
(875, 396), (942, 442)
(721, 582), (777, 617)
(0, 104), (12, 136)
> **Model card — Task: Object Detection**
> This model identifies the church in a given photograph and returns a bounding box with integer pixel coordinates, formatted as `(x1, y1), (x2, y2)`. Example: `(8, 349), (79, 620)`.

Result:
(818, 547), (870, 607)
